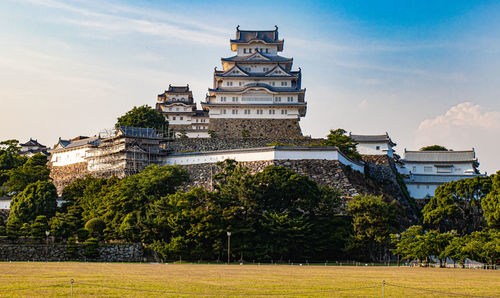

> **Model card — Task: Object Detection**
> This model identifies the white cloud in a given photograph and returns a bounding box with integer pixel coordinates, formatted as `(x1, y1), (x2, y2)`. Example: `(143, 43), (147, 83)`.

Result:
(415, 102), (500, 173)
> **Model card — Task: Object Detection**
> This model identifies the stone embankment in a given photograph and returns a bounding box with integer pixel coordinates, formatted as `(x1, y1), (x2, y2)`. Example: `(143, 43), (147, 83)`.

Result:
(0, 243), (144, 262)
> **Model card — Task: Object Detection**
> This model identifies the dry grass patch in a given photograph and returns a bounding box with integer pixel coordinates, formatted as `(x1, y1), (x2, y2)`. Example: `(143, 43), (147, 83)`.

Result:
(0, 262), (498, 297)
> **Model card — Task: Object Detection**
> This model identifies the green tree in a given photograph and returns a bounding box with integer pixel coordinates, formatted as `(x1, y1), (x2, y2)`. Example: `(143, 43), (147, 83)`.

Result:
(83, 237), (99, 258)
(482, 172), (500, 229)
(66, 237), (79, 259)
(422, 176), (492, 234)
(420, 145), (448, 151)
(30, 215), (49, 240)
(4, 153), (50, 192)
(0, 140), (27, 187)
(115, 105), (168, 131)
(8, 181), (57, 225)
(442, 234), (468, 268)
(321, 129), (361, 161)
(348, 194), (399, 262)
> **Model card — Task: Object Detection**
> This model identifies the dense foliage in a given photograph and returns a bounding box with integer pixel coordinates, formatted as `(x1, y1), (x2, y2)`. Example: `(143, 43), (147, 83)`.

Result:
(422, 176), (492, 234)
(316, 129), (361, 161)
(115, 105), (168, 132)
(419, 145), (448, 151)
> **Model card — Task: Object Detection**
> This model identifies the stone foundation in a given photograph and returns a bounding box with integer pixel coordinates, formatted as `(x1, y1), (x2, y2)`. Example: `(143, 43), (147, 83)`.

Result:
(168, 137), (322, 153)
(208, 118), (302, 138)
(182, 159), (360, 198)
(50, 162), (90, 196)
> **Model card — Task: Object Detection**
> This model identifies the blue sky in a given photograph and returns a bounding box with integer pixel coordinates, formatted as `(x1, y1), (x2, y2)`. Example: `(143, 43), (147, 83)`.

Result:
(1, 0), (499, 173)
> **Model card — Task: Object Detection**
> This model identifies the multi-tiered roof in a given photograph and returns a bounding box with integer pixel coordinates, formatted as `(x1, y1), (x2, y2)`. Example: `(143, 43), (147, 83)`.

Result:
(201, 26), (307, 118)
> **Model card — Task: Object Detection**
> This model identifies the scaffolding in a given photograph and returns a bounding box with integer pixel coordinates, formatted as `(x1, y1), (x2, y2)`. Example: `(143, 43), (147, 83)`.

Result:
(86, 126), (167, 177)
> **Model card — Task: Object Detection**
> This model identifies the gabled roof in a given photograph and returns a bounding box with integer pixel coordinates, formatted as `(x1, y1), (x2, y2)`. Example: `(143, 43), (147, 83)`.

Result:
(402, 149), (477, 163)
(164, 85), (191, 93)
(230, 26), (284, 51)
(350, 133), (396, 147)
(20, 138), (46, 147)
(216, 64), (299, 78)
(221, 52), (292, 63)
(53, 136), (100, 150)
(208, 83), (305, 94)
(218, 65), (250, 77)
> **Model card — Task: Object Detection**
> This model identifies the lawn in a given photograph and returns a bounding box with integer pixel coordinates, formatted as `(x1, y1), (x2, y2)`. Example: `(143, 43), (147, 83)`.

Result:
(0, 262), (498, 297)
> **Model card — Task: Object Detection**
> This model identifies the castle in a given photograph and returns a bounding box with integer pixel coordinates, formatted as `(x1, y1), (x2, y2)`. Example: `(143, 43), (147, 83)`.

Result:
(157, 26), (305, 139)
(41, 27), (481, 219)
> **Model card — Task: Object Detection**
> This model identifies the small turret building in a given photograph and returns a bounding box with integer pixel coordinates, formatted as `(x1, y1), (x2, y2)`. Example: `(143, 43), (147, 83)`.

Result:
(156, 85), (209, 138)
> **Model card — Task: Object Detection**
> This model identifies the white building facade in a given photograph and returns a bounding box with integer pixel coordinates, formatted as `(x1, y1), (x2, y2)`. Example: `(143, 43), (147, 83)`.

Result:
(350, 133), (396, 157)
(398, 149), (480, 199)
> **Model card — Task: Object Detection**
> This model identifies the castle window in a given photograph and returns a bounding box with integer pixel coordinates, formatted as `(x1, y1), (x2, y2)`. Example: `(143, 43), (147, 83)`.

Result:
(221, 97), (227, 102)
(169, 108), (172, 111)
(281, 81), (288, 86)
(281, 110), (287, 114)
(257, 109), (263, 115)
(244, 109), (251, 114)
(269, 110), (275, 115)
(376, 146), (380, 150)
(232, 97), (238, 102)
(173, 117), (176, 120)
(243, 48), (247, 54)
(275, 97), (281, 102)
(176, 108), (179, 111)
(232, 109), (238, 115)
(226, 81), (233, 86)
(249, 49), (252, 53)
(271, 82), (275, 86)
(266, 48), (269, 53)
(180, 117), (183, 120)
(263, 67), (269, 72)
(287, 96), (293, 102)
(196, 119), (198, 123)
(424, 166), (433, 172)
(239, 82), (243, 86)
(222, 109), (227, 114)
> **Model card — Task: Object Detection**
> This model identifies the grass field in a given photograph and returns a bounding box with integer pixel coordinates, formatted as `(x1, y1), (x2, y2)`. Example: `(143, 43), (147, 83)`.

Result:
(0, 262), (499, 297)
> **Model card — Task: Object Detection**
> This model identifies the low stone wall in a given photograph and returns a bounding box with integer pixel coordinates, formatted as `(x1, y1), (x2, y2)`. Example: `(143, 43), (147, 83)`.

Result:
(0, 243), (144, 262)
(182, 159), (360, 197)
(168, 137), (323, 153)
(209, 118), (303, 138)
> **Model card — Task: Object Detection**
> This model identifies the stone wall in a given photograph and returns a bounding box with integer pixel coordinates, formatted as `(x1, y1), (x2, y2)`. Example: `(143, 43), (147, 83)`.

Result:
(0, 243), (144, 262)
(209, 118), (303, 138)
(49, 162), (90, 196)
(168, 137), (323, 153)
(182, 159), (360, 197)
(361, 155), (419, 225)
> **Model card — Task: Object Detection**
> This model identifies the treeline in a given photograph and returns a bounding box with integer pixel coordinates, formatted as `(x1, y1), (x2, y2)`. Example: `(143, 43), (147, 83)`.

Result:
(392, 174), (500, 266)
(1, 137), (499, 264)
(0, 138), (400, 262)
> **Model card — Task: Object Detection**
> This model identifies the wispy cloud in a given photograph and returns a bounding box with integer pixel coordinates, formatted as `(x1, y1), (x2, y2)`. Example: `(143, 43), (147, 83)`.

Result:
(18, 0), (227, 46)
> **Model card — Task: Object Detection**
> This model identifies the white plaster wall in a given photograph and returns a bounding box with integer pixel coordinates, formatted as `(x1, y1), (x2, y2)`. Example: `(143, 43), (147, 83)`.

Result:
(164, 148), (364, 173)
(50, 148), (89, 166)
(208, 107), (300, 119)
(401, 162), (475, 176)
(236, 44), (278, 56)
(357, 143), (392, 156)
(407, 184), (437, 199)
(0, 200), (10, 209)
(185, 132), (210, 138)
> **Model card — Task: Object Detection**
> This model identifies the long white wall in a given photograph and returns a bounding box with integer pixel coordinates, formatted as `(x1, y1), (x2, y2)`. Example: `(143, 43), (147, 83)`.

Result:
(357, 142), (393, 157)
(50, 147), (89, 167)
(164, 147), (364, 173)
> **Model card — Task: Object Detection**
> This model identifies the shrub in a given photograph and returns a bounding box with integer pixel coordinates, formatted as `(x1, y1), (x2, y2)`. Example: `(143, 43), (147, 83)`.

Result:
(85, 218), (106, 238)
(77, 228), (90, 242)
(83, 237), (99, 258)
(66, 237), (78, 259)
